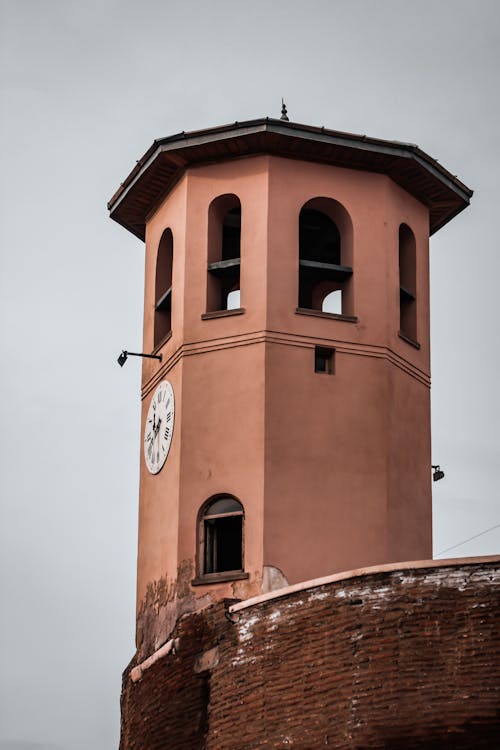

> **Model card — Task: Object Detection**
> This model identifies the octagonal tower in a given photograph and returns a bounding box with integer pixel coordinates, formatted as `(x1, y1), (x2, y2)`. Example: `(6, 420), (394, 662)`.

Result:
(109, 118), (472, 658)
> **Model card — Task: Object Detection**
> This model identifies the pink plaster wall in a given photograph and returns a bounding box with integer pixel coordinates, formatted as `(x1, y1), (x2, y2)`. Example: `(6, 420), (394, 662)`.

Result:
(263, 157), (431, 582)
(134, 154), (432, 638)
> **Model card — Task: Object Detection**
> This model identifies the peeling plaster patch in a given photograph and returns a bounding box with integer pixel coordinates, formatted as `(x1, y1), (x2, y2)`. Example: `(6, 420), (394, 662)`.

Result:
(232, 653), (258, 667)
(309, 590), (329, 601)
(335, 582), (407, 605)
(285, 599), (304, 609)
(136, 559), (213, 660)
(263, 565), (289, 593)
(347, 585), (392, 599)
(237, 614), (259, 643)
(398, 572), (418, 585)
(232, 571), (263, 601)
(400, 568), (498, 593)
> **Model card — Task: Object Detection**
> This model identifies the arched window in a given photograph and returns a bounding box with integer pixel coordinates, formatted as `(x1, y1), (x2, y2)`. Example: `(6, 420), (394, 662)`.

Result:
(206, 195), (241, 313)
(198, 495), (244, 576)
(399, 224), (417, 342)
(154, 228), (173, 347)
(322, 289), (342, 315)
(226, 288), (241, 310)
(298, 198), (353, 316)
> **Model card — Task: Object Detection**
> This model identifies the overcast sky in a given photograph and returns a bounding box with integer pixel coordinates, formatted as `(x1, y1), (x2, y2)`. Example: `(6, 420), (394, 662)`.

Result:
(1, 1), (499, 749)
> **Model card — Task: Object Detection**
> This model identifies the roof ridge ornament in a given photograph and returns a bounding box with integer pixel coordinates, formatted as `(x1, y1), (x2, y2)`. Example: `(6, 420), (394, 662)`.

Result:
(280, 98), (289, 121)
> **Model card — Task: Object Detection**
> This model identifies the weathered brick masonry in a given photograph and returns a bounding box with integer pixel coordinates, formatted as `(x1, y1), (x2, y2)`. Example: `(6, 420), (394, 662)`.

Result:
(120, 558), (500, 749)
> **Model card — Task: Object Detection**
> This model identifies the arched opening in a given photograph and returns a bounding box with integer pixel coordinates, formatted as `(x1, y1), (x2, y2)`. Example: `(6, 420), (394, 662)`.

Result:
(199, 495), (244, 576)
(399, 224), (417, 342)
(154, 228), (173, 347)
(298, 198), (353, 316)
(226, 288), (241, 310)
(322, 289), (342, 315)
(207, 195), (241, 313)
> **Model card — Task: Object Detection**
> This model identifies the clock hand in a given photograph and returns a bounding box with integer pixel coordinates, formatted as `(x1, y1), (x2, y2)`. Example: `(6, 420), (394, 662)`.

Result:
(151, 418), (161, 440)
(153, 417), (161, 460)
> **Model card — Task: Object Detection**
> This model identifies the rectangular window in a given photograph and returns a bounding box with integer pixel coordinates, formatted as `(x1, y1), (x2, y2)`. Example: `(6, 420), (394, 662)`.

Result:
(204, 516), (243, 574)
(315, 347), (335, 374)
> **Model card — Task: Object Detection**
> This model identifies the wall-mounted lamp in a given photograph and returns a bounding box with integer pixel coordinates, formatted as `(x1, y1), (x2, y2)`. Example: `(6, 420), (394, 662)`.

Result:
(117, 350), (162, 367)
(432, 464), (445, 482)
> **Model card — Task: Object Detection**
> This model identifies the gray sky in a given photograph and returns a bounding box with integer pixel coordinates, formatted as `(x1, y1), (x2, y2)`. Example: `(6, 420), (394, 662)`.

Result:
(1, 1), (499, 748)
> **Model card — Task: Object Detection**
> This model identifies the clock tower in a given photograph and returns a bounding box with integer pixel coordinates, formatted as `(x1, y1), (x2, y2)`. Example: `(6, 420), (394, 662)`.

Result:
(109, 118), (472, 660)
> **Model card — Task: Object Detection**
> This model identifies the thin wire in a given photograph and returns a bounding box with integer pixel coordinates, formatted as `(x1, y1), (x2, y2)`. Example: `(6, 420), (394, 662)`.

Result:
(436, 522), (500, 556)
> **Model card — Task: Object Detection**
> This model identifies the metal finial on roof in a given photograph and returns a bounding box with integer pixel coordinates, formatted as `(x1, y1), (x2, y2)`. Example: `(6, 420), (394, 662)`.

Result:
(280, 98), (289, 121)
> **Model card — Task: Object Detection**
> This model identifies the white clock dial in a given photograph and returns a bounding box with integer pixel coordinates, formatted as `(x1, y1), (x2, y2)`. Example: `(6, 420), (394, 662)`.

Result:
(144, 380), (175, 474)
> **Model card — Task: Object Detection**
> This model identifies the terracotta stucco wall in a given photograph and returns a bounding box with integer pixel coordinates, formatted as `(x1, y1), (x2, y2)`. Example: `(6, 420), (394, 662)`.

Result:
(134, 155), (433, 655)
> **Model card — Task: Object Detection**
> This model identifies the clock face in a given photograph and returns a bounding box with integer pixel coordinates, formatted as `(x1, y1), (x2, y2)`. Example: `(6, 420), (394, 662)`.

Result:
(144, 380), (175, 474)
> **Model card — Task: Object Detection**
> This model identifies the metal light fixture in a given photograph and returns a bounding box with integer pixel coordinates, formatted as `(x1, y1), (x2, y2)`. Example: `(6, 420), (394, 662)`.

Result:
(117, 350), (162, 367)
(432, 464), (445, 482)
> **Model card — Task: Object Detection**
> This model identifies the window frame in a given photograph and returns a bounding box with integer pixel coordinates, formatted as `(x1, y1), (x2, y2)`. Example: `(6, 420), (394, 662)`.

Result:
(398, 223), (419, 348)
(192, 495), (248, 586)
(153, 228), (174, 349)
(314, 346), (335, 374)
(205, 195), (243, 316)
(297, 197), (354, 319)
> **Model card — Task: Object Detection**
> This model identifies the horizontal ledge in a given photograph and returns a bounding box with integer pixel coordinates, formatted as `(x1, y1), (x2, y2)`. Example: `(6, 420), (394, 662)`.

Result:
(228, 555), (500, 614)
(131, 639), (176, 682)
(155, 286), (172, 310)
(295, 307), (358, 323)
(192, 571), (249, 586)
(208, 258), (240, 269)
(201, 307), (245, 320)
(299, 260), (352, 274)
(208, 258), (241, 276)
(398, 330), (421, 349)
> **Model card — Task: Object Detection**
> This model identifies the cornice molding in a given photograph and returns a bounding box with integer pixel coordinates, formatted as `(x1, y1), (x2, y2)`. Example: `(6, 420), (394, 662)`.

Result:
(141, 329), (430, 398)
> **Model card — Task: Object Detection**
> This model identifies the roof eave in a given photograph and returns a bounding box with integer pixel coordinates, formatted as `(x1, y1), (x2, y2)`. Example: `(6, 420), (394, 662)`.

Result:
(108, 119), (472, 240)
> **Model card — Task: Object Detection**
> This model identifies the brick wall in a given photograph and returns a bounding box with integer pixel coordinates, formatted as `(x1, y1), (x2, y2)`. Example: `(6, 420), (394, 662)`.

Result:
(120, 559), (500, 749)
(119, 605), (226, 750)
